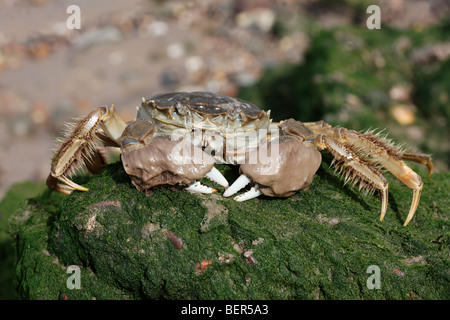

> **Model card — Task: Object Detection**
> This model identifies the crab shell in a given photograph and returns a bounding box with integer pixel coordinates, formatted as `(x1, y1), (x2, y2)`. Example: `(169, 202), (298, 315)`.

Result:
(138, 91), (270, 130)
(136, 91), (272, 164)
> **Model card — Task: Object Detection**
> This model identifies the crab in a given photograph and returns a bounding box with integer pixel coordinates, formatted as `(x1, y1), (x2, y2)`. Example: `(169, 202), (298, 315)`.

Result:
(47, 91), (433, 226)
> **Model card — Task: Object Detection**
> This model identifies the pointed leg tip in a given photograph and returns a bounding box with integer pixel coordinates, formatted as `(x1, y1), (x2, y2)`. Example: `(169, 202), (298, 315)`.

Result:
(426, 161), (434, 179)
(57, 175), (89, 192)
(379, 187), (388, 223)
(403, 186), (422, 227)
(379, 206), (387, 222)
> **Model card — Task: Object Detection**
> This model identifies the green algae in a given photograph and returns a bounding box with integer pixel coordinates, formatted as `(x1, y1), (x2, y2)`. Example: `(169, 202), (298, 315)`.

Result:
(6, 160), (449, 300)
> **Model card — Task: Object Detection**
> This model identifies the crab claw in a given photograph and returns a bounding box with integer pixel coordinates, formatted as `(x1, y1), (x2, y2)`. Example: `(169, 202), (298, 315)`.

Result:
(234, 184), (262, 202)
(223, 174), (251, 198)
(185, 181), (217, 194)
(204, 167), (229, 188)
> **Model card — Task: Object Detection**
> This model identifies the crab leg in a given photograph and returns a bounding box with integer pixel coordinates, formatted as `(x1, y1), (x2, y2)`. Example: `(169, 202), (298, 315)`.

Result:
(341, 130), (425, 226)
(307, 120), (430, 226)
(321, 136), (390, 221)
(48, 105), (127, 194)
(401, 153), (434, 179)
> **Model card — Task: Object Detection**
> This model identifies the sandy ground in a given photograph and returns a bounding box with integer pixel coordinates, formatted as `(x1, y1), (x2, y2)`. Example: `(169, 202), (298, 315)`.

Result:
(0, 0), (447, 199)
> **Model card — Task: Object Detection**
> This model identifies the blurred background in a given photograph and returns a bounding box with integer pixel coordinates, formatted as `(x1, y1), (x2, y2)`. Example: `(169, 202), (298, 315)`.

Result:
(0, 0), (449, 201)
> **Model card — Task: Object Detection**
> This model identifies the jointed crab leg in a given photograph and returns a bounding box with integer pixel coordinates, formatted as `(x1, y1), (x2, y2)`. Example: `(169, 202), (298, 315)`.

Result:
(342, 130), (425, 226)
(47, 105), (127, 194)
(306, 121), (431, 226)
(319, 135), (390, 221)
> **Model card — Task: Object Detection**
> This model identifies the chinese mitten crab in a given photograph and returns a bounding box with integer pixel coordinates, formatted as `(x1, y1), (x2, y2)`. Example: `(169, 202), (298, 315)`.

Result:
(47, 91), (433, 226)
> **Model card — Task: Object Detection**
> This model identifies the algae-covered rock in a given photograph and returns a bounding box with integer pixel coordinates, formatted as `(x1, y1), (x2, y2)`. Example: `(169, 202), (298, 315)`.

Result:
(8, 161), (450, 299)
(0, 181), (46, 299)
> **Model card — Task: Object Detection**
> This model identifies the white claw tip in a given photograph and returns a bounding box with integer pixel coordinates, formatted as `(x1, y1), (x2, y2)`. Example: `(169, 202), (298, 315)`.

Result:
(223, 174), (251, 197)
(205, 167), (229, 188)
(233, 185), (262, 202)
(185, 181), (216, 194)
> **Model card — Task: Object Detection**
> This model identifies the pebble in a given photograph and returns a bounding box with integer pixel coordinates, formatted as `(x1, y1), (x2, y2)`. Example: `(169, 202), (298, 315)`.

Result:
(391, 104), (416, 125)
(72, 27), (122, 52)
(235, 8), (275, 33)
(147, 20), (169, 37)
(185, 56), (204, 73)
(167, 42), (185, 59)
(109, 50), (125, 65)
(389, 85), (411, 102)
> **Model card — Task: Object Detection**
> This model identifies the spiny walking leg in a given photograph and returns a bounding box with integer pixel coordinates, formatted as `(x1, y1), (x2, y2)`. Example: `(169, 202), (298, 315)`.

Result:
(317, 135), (389, 221)
(307, 121), (432, 226)
(47, 105), (127, 194)
(341, 130), (429, 226)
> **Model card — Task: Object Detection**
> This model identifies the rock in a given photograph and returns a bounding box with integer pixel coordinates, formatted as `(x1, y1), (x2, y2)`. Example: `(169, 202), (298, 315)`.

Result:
(0, 181), (47, 299)
(146, 20), (169, 37)
(412, 42), (450, 64)
(7, 162), (450, 299)
(235, 10), (275, 34)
